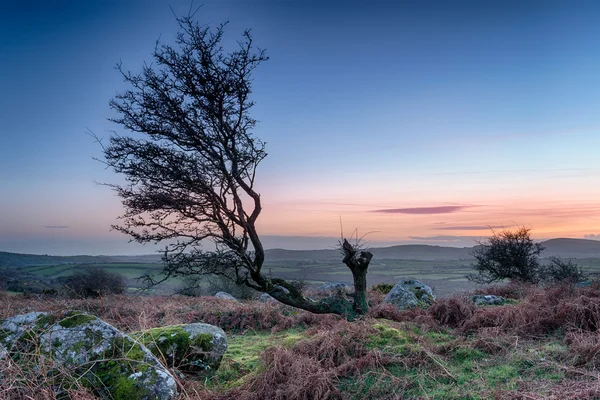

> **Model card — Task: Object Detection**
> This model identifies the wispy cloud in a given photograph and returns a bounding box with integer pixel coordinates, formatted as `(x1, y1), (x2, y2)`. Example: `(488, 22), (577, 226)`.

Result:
(44, 225), (69, 229)
(409, 235), (482, 242)
(433, 225), (504, 231)
(371, 206), (469, 215)
(585, 234), (600, 240)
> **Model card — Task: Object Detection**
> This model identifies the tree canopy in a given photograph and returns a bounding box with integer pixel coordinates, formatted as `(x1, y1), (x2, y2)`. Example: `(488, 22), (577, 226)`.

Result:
(468, 226), (544, 284)
(99, 15), (373, 320)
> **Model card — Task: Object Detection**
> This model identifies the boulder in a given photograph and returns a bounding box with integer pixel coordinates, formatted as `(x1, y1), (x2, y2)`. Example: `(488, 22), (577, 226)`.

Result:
(131, 323), (227, 376)
(0, 311), (177, 400)
(317, 281), (353, 294)
(384, 279), (436, 310)
(259, 293), (278, 303)
(214, 291), (238, 302)
(471, 294), (508, 306)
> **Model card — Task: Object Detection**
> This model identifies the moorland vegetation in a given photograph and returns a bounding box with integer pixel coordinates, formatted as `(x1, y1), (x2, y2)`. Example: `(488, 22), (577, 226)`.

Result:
(4, 279), (600, 399)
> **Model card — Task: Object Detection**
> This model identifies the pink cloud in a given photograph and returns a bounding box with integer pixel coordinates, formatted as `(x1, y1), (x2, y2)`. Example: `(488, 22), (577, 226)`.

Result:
(434, 225), (504, 231)
(371, 206), (469, 215)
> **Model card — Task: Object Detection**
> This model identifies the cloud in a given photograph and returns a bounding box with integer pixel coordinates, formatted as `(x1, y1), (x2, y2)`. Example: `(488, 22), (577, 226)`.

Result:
(44, 225), (69, 229)
(585, 234), (600, 240)
(409, 235), (482, 242)
(433, 225), (504, 231)
(371, 206), (469, 215)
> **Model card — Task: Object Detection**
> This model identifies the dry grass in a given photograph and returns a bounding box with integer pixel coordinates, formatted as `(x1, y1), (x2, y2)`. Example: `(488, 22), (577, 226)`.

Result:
(0, 335), (96, 400)
(4, 282), (600, 399)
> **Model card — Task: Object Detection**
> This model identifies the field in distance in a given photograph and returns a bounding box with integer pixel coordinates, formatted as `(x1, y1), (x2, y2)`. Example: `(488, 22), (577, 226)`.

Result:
(3, 238), (600, 297)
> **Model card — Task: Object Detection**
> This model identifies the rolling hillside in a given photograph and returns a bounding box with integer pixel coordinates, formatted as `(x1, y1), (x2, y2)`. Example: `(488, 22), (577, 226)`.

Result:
(2, 238), (600, 268)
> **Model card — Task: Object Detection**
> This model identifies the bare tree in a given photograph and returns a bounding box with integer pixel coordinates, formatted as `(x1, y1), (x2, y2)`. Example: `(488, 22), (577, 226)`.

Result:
(98, 14), (372, 320)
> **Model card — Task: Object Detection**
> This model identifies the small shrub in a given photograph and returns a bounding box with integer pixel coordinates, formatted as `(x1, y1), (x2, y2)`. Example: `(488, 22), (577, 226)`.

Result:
(64, 267), (126, 298)
(370, 283), (394, 295)
(468, 226), (544, 284)
(540, 257), (589, 283)
(429, 296), (476, 328)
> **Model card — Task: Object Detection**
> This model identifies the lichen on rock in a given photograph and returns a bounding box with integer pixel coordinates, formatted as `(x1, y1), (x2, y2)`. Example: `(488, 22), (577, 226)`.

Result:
(131, 322), (227, 377)
(0, 310), (178, 400)
(384, 279), (436, 310)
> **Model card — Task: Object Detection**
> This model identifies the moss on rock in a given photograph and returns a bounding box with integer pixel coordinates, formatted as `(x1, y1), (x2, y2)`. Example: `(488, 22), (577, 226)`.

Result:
(58, 312), (96, 328)
(131, 323), (227, 376)
(1, 310), (178, 400)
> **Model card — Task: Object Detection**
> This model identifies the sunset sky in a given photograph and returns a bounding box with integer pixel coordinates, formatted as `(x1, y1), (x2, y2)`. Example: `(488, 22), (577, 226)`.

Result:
(2, 0), (600, 255)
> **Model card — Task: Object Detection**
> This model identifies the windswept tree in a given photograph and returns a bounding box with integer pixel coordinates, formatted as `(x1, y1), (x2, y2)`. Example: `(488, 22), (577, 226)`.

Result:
(99, 15), (373, 320)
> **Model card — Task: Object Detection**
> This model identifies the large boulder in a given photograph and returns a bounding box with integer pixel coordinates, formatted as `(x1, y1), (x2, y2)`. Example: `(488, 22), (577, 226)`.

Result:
(0, 311), (178, 400)
(384, 279), (436, 310)
(131, 323), (227, 376)
(214, 291), (238, 302)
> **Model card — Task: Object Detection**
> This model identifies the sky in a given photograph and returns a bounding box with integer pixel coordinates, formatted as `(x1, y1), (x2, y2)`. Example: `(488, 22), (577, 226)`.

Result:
(1, 0), (600, 255)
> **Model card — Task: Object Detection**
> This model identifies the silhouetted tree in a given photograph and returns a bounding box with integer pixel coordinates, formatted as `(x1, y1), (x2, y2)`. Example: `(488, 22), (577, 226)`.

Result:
(98, 14), (372, 320)
(467, 226), (544, 284)
(540, 257), (588, 283)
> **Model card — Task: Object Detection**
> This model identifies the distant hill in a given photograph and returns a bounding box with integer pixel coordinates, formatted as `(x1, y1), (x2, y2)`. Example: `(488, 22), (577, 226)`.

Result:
(258, 239), (600, 262)
(0, 252), (116, 268)
(264, 245), (473, 261)
(2, 238), (600, 267)
(541, 238), (600, 258)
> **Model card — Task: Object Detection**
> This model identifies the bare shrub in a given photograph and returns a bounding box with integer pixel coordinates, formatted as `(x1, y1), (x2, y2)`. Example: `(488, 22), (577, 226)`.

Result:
(429, 296), (476, 328)
(63, 267), (126, 298)
(0, 336), (96, 400)
(564, 331), (600, 367)
(556, 295), (600, 331)
(293, 321), (372, 368)
(368, 303), (439, 331)
(540, 257), (589, 284)
(229, 347), (339, 400)
(460, 283), (600, 337)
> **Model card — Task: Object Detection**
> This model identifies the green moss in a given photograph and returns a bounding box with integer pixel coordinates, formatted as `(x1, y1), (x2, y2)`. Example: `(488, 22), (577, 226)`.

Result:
(35, 313), (57, 328)
(486, 364), (519, 387)
(131, 325), (199, 369)
(193, 333), (213, 350)
(113, 376), (145, 400)
(0, 328), (9, 343)
(88, 359), (152, 400)
(451, 346), (488, 364)
(206, 328), (306, 389)
(58, 313), (96, 328)
(83, 336), (155, 400)
(367, 323), (415, 355)
(107, 336), (148, 362)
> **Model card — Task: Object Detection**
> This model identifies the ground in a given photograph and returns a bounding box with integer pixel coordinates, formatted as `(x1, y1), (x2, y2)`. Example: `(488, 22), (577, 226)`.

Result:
(3, 282), (600, 399)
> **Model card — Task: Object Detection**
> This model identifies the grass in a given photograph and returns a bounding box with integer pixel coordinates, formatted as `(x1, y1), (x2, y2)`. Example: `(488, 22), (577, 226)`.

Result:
(207, 328), (308, 389)
(6, 282), (600, 398)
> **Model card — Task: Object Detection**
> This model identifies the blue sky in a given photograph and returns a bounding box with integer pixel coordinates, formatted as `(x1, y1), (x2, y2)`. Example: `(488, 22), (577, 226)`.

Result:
(1, 0), (600, 255)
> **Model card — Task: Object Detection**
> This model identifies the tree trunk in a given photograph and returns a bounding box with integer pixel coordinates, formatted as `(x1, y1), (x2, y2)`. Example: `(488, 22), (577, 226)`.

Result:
(249, 238), (373, 321)
(341, 239), (373, 317)
(351, 266), (369, 315)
